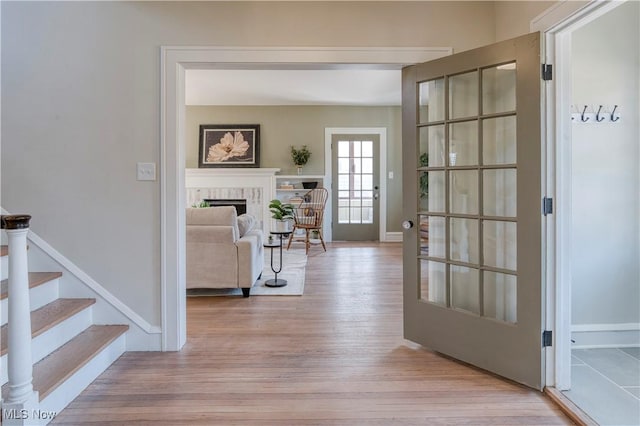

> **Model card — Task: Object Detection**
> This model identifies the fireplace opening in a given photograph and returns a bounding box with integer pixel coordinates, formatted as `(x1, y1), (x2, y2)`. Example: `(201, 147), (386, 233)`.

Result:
(203, 199), (247, 215)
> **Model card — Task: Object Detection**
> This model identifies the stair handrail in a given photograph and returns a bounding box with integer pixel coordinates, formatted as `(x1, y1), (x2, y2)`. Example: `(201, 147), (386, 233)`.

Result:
(1, 215), (40, 424)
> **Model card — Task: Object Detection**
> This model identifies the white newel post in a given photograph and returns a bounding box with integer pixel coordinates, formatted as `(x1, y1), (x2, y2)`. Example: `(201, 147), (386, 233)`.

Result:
(1, 215), (40, 425)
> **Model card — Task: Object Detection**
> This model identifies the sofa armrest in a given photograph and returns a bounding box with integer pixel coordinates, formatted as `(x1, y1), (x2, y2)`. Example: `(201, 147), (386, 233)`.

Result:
(236, 230), (264, 287)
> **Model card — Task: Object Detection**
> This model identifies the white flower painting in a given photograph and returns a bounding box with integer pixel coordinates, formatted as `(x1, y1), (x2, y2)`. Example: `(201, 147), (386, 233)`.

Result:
(199, 125), (260, 168)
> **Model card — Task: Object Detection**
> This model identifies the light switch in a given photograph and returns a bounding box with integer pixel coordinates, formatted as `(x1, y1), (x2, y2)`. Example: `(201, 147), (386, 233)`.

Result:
(137, 162), (156, 181)
(388, 171), (394, 179)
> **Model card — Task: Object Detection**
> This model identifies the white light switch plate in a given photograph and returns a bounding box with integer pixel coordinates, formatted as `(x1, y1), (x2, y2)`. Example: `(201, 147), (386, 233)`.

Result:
(137, 162), (156, 181)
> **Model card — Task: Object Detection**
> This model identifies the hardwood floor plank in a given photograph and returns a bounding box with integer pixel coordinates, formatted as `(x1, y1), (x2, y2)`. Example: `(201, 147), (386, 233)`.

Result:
(51, 243), (571, 425)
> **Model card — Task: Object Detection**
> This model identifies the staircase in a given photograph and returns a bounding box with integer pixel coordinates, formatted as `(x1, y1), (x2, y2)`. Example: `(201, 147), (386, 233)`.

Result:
(1, 216), (129, 425)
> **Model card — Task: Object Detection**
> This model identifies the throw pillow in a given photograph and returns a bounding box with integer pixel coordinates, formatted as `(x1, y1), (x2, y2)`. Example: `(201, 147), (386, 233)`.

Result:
(237, 214), (256, 237)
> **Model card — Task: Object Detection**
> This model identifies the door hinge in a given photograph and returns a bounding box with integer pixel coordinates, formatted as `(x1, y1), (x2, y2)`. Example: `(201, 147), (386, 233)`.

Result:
(542, 330), (553, 347)
(542, 197), (553, 216)
(542, 64), (553, 81)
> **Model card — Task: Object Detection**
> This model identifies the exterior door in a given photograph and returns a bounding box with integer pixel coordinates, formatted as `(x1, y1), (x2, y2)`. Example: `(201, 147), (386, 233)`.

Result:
(332, 134), (380, 241)
(402, 33), (544, 389)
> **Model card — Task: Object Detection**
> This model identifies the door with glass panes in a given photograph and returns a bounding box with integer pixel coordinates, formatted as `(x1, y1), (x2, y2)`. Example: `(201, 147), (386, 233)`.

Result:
(332, 134), (380, 241)
(402, 32), (544, 389)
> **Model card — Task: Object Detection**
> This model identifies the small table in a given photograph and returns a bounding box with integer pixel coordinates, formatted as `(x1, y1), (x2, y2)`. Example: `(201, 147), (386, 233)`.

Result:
(263, 231), (291, 287)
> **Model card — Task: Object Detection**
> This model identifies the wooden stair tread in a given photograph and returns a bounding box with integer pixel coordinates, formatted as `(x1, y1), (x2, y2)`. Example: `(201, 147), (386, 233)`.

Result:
(0, 245), (7, 257)
(0, 271), (62, 300)
(1, 325), (129, 401)
(1, 298), (96, 356)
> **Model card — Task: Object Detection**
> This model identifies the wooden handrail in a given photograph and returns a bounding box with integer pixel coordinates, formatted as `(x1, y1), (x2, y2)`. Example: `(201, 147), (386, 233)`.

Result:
(1, 214), (32, 230)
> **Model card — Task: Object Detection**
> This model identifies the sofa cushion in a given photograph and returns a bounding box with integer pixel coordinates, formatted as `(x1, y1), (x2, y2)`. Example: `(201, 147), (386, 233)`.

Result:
(237, 214), (256, 237)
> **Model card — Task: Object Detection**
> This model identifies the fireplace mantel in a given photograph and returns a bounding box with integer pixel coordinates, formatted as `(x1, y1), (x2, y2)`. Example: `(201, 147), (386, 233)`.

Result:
(185, 168), (281, 236)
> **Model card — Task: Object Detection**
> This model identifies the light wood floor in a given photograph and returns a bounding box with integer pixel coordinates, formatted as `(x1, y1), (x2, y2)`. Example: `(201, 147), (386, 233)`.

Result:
(52, 243), (572, 425)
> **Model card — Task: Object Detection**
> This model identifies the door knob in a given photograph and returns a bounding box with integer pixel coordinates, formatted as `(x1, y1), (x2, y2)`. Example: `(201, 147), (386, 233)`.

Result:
(402, 220), (414, 230)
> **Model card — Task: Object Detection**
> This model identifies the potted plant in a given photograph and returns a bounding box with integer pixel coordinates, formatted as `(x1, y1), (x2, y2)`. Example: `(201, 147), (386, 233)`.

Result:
(268, 199), (294, 232)
(290, 145), (311, 175)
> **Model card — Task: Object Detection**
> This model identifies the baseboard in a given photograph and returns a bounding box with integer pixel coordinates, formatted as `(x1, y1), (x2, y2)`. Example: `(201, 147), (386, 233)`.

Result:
(571, 323), (640, 349)
(384, 232), (403, 242)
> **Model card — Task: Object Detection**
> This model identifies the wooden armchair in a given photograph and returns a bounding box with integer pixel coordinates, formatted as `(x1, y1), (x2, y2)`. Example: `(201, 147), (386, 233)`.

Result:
(286, 188), (328, 254)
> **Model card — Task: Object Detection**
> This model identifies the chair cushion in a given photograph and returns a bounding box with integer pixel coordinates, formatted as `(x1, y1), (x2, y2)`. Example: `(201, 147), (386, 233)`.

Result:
(237, 214), (256, 237)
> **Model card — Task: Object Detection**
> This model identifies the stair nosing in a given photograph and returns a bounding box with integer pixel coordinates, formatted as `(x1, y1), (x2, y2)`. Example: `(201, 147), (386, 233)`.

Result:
(0, 271), (63, 301)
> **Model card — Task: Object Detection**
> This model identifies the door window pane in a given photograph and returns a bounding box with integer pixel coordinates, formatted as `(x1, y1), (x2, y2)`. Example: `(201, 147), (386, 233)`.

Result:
(451, 265), (480, 314)
(362, 175), (373, 191)
(449, 121), (478, 166)
(362, 141), (373, 157)
(353, 141), (361, 157)
(338, 141), (350, 157)
(362, 158), (373, 173)
(338, 174), (349, 190)
(420, 260), (446, 306)
(419, 78), (445, 123)
(483, 169), (516, 217)
(484, 271), (517, 323)
(483, 220), (517, 271)
(483, 116), (516, 165)
(419, 125), (445, 167)
(450, 218), (479, 264)
(420, 215), (445, 258)
(482, 63), (516, 114)
(449, 71), (478, 119)
(338, 158), (350, 174)
(419, 171), (445, 213)
(449, 170), (478, 215)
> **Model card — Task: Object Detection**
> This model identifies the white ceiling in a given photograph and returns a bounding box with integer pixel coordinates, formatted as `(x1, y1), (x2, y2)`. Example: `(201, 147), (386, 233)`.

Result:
(185, 69), (402, 106)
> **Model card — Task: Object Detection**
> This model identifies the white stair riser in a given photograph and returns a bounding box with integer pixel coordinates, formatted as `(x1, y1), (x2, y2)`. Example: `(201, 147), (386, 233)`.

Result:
(39, 333), (126, 425)
(1, 255), (7, 281)
(1, 308), (93, 386)
(1, 279), (60, 326)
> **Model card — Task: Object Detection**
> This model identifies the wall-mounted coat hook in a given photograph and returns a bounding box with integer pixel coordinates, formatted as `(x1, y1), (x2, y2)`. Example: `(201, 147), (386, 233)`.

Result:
(596, 105), (606, 122)
(611, 105), (620, 122)
(581, 105), (590, 122)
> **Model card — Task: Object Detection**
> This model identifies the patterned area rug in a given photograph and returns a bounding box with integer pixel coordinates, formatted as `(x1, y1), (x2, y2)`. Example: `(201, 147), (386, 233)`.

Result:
(186, 248), (307, 297)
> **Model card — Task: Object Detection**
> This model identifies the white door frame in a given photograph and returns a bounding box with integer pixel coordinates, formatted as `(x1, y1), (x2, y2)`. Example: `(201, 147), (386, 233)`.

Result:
(159, 46), (451, 351)
(325, 128), (388, 242)
(532, 0), (627, 390)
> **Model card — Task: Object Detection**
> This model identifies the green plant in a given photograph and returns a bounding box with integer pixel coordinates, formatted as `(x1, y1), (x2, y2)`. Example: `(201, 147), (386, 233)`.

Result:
(290, 145), (311, 166)
(268, 199), (294, 220)
(192, 200), (209, 208)
(419, 153), (429, 199)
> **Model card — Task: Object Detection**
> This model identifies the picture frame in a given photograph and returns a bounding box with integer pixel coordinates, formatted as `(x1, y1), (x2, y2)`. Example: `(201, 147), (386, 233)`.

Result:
(198, 124), (260, 168)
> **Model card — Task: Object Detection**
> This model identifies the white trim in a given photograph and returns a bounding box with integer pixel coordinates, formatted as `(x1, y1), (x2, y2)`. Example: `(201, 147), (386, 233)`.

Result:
(571, 323), (640, 349)
(539, 0), (630, 391)
(324, 127), (388, 241)
(572, 323), (640, 332)
(385, 232), (403, 242)
(161, 46), (450, 351)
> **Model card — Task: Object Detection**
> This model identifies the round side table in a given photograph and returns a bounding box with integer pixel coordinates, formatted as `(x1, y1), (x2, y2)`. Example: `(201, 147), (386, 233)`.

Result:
(264, 231), (291, 287)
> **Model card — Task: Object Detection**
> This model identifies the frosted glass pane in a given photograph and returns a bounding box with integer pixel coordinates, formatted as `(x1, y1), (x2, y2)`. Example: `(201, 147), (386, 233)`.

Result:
(362, 175), (373, 190)
(353, 175), (361, 191)
(449, 71), (478, 119)
(351, 207), (361, 222)
(420, 215), (445, 258)
(484, 271), (517, 323)
(419, 78), (445, 123)
(352, 191), (361, 199)
(353, 141), (361, 157)
(483, 64), (516, 115)
(362, 199), (373, 207)
(362, 158), (373, 173)
(353, 158), (361, 174)
(338, 174), (349, 190)
(338, 199), (349, 207)
(338, 207), (349, 223)
(338, 141), (349, 157)
(483, 169), (516, 217)
(338, 158), (350, 173)
(451, 265), (479, 315)
(362, 208), (373, 223)
(450, 170), (478, 215)
(483, 220), (517, 271)
(449, 121), (478, 166)
(362, 191), (373, 199)
(450, 218), (479, 264)
(419, 171), (445, 213)
(420, 260), (446, 306)
(338, 190), (349, 199)
(419, 125), (445, 167)
(362, 141), (373, 157)
(483, 116), (516, 165)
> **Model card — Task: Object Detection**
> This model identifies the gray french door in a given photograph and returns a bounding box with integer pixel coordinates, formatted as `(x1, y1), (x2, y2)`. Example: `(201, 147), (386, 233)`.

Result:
(402, 32), (544, 389)
(331, 134), (380, 241)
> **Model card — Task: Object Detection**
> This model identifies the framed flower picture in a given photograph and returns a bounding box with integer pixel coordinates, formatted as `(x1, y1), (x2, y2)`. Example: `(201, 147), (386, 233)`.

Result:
(198, 124), (260, 168)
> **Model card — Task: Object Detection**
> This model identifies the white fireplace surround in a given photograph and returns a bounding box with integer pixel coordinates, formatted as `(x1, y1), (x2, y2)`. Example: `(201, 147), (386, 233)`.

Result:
(185, 168), (280, 236)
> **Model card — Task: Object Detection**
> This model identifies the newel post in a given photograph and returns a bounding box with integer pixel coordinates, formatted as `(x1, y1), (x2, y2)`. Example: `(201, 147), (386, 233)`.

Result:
(1, 215), (40, 425)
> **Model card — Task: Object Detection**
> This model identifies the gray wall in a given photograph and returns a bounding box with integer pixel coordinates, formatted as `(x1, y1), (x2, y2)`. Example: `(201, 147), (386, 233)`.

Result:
(186, 105), (403, 232)
(571, 1), (640, 326)
(1, 1), (550, 328)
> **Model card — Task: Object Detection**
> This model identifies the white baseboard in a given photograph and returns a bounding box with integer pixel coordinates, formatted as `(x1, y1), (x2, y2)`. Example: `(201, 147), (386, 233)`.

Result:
(384, 232), (403, 242)
(571, 323), (640, 349)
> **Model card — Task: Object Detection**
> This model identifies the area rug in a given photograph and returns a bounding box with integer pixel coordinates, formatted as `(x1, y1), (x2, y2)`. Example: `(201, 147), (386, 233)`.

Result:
(186, 248), (307, 297)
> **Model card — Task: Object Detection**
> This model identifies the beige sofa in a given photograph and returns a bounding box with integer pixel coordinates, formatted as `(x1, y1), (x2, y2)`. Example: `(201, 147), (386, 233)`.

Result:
(186, 206), (264, 297)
